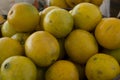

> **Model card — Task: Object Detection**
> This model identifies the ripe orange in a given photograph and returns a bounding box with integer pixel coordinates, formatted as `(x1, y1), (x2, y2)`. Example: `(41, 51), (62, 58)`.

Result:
(25, 31), (60, 67)
(0, 37), (24, 65)
(7, 2), (39, 32)
(71, 2), (102, 31)
(85, 53), (120, 80)
(48, 0), (69, 8)
(1, 21), (16, 37)
(38, 6), (60, 31)
(45, 60), (79, 80)
(1, 56), (37, 80)
(43, 8), (73, 38)
(95, 18), (120, 49)
(65, 29), (98, 64)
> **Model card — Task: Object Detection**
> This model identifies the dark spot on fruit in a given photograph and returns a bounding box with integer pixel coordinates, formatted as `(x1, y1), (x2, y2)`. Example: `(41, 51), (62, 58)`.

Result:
(49, 20), (52, 23)
(4, 63), (10, 69)
(93, 57), (97, 61)
(97, 70), (103, 75)
(106, 25), (113, 31)
(86, 15), (90, 18)
(112, 66), (116, 70)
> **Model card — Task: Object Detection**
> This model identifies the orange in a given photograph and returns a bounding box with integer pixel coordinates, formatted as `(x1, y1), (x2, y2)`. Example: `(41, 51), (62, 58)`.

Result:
(48, 0), (69, 8)
(25, 31), (60, 67)
(95, 18), (120, 49)
(1, 56), (37, 80)
(65, 29), (98, 64)
(0, 37), (24, 65)
(38, 6), (60, 31)
(43, 8), (73, 38)
(7, 2), (39, 32)
(45, 60), (79, 80)
(85, 53), (120, 80)
(71, 2), (102, 31)
(1, 21), (16, 37)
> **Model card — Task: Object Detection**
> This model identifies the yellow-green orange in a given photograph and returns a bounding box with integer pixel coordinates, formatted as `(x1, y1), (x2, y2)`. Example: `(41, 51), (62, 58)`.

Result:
(39, 6), (60, 30)
(0, 37), (24, 65)
(85, 53), (120, 80)
(95, 18), (120, 49)
(25, 31), (60, 67)
(43, 8), (73, 38)
(1, 56), (37, 80)
(1, 21), (16, 37)
(65, 29), (98, 64)
(48, 0), (69, 8)
(71, 2), (102, 31)
(45, 60), (79, 80)
(7, 2), (39, 32)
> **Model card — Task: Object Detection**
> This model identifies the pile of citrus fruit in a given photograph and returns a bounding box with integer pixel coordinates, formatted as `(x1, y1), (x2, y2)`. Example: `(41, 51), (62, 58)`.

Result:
(0, 0), (120, 80)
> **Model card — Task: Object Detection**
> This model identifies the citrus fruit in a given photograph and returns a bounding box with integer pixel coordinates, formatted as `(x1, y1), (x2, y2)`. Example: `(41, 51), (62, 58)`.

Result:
(1, 56), (37, 80)
(43, 8), (73, 38)
(85, 53), (120, 80)
(1, 21), (16, 37)
(25, 31), (60, 67)
(45, 60), (79, 80)
(48, 0), (69, 8)
(7, 2), (39, 32)
(39, 6), (60, 31)
(95, 18), (120, 49)
(65, 29), (98, 64)
(0, 37), (24, 65)
(71, 2), (102, 31)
